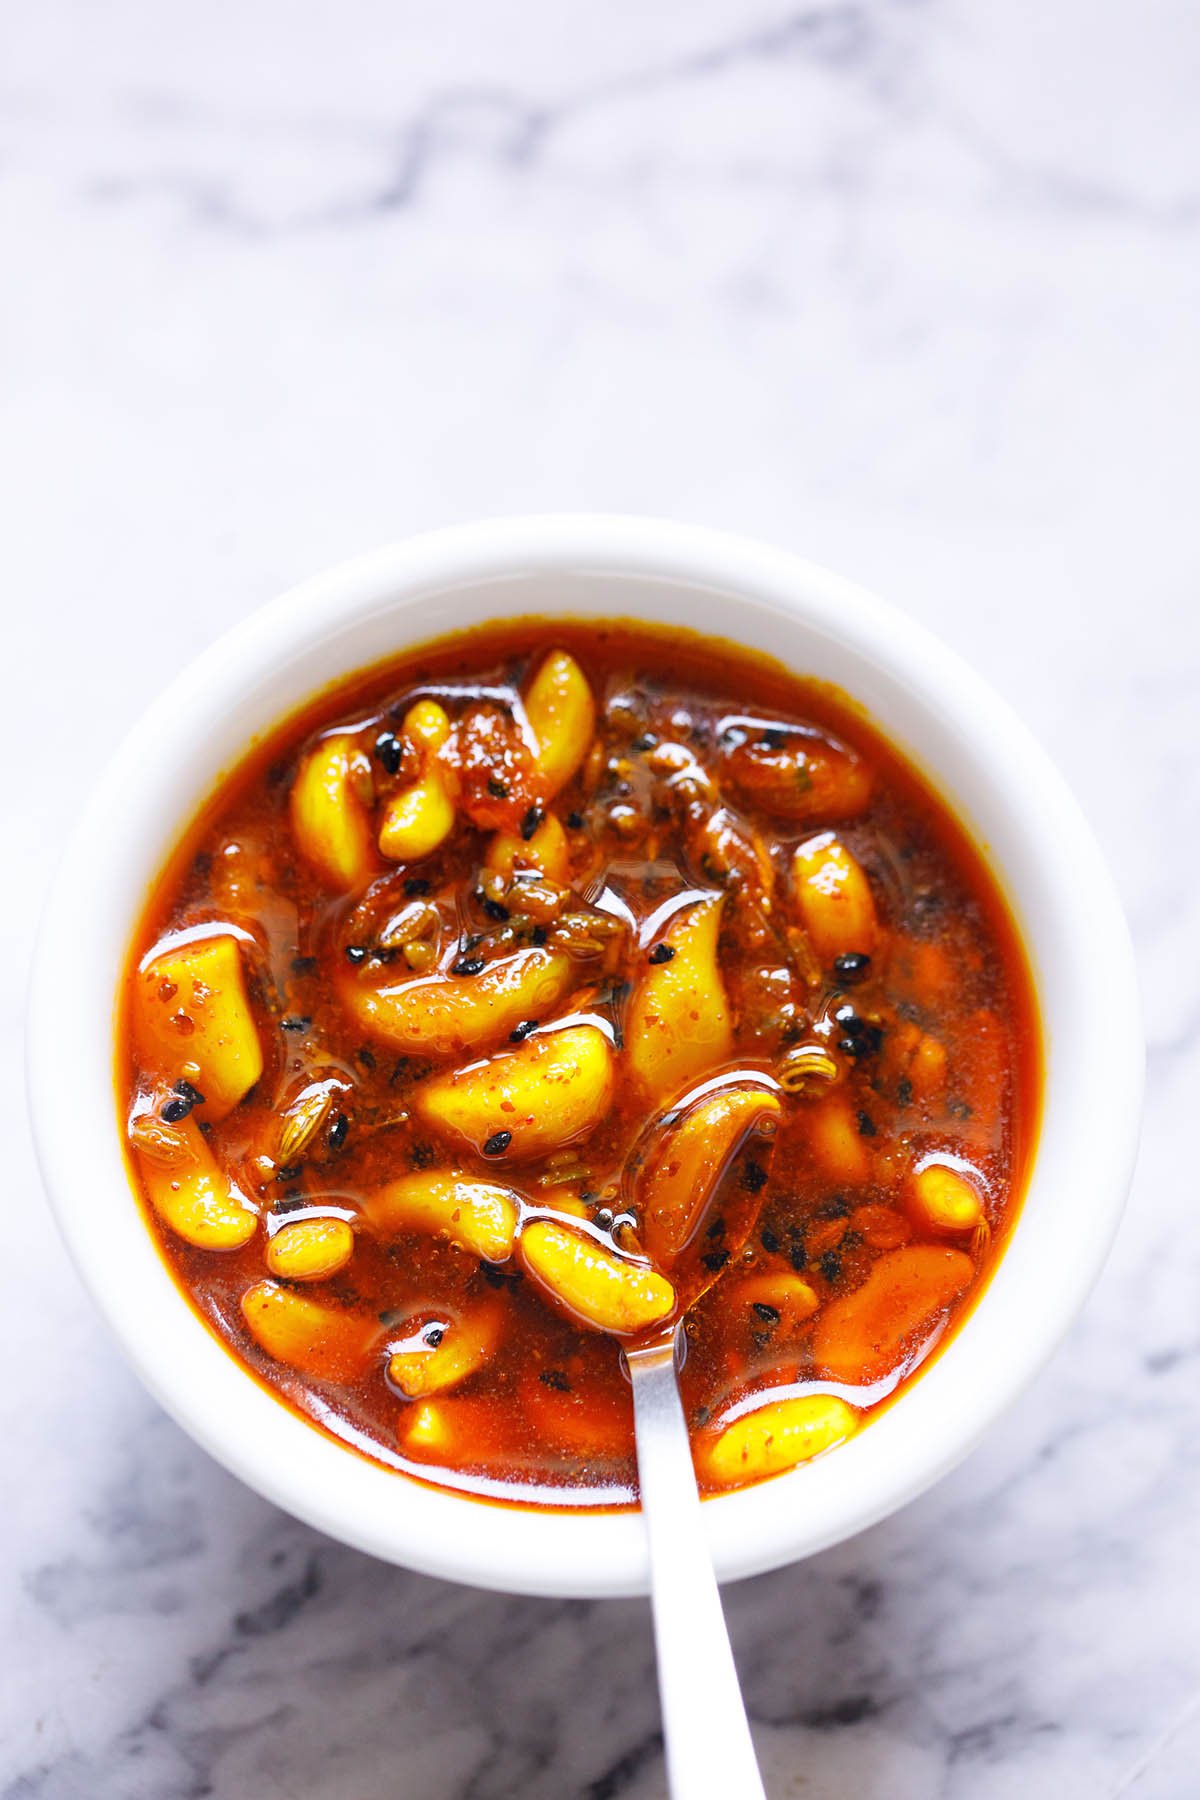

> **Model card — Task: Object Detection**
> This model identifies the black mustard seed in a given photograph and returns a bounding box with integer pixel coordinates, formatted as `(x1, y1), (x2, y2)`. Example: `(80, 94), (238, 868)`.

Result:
(374, 731), (403, 775)
(833, 952), (871, 983)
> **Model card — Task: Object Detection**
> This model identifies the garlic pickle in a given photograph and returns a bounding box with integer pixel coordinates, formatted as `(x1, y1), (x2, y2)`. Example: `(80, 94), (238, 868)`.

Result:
(119, 618), (1037, 1508)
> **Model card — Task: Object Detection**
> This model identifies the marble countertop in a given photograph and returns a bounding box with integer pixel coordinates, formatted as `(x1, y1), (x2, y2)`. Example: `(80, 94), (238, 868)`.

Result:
(3, 1), (1198, 1794)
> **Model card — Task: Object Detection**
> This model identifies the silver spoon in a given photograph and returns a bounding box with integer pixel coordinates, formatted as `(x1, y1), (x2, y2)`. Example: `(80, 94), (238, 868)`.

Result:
(627, 1326), (768, 1798)
(607, 1084), (781, 1796)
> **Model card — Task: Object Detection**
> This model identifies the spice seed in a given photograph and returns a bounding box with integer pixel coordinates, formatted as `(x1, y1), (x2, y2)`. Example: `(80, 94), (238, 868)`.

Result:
(161, 1096), (192, 1123)
(520, 807), (543, 841)
(277, 1087), (333, 1164)
(834, 951), (871, 983)
(128, 1113), (190, 1166)
(648, 942), (676, 964)
(453, 956), (486, 977)
(374, 731), (403, 774)
(483, 1130), (512, 1156)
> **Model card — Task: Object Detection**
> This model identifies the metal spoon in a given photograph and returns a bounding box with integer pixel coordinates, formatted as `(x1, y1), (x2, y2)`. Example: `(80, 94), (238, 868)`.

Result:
(627, 1325), (768, 1798)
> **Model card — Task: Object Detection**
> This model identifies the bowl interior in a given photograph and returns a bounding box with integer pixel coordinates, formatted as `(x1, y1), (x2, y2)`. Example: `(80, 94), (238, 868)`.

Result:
(27, 520), (1141, 1597)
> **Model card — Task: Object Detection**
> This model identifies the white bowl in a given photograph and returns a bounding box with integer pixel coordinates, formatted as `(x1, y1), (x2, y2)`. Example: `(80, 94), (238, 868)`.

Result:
(27, 517), (1142, 1598)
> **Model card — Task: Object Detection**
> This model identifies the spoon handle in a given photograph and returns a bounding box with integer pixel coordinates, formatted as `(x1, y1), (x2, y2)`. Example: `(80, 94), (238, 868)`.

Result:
(628, 1337), (768, 1800)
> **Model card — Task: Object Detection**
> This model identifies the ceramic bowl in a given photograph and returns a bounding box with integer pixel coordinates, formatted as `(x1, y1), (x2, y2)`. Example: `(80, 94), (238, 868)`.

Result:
(27, 517), (1142, 1597)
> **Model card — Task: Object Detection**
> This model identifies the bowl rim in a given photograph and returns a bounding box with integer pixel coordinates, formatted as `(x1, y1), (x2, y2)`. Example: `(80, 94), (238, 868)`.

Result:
(26, 514), (1143, 1597)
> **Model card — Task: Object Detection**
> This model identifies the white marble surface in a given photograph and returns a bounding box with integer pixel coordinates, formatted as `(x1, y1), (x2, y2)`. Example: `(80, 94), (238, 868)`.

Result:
(2, 1), (1197, 1794)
